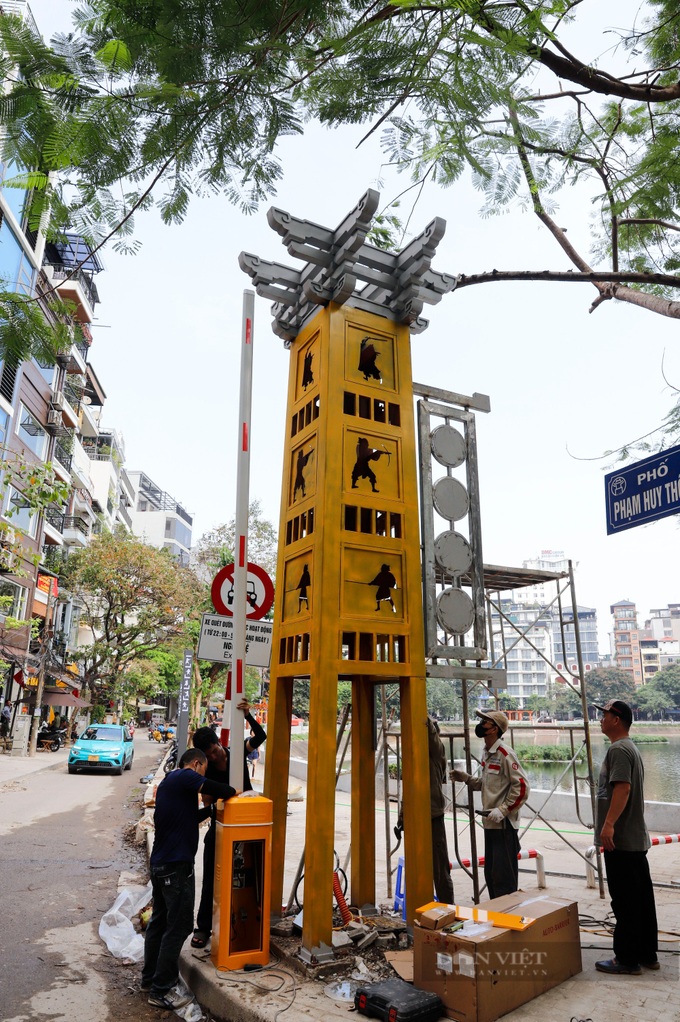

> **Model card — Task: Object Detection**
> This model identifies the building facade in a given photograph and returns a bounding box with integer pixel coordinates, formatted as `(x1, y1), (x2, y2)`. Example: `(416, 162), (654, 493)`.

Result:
(127, 471), (192, 565)
(609, 599), (643, 685)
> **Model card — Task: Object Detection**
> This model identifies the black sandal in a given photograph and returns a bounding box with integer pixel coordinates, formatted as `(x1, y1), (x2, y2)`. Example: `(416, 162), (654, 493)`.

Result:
(190, 930), (210, 948)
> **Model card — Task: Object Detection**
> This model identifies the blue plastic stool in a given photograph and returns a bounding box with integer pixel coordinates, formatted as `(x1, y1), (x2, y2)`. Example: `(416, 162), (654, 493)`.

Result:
(393, 856), (406, 920)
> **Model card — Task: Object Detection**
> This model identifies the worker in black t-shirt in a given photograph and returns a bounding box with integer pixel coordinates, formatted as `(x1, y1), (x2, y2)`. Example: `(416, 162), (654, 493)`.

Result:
(190, 698), (266, 947)
(141, 747), (240, 1011)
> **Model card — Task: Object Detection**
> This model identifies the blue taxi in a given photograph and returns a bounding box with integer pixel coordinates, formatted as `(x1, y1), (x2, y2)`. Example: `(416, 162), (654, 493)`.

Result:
(68, 723), (134, 775)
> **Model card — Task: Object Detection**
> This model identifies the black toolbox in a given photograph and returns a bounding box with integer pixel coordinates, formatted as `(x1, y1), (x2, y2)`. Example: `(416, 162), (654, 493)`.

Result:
(355, 978), (444, 1022)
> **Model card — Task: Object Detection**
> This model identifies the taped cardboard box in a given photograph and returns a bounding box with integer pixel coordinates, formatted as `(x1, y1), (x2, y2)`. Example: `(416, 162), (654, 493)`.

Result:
(416, 903), (460, 930)
(413, 894), (581, 1022)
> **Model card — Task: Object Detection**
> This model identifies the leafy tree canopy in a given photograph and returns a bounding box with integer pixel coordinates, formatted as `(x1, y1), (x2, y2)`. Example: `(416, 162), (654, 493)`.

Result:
(583, 667), (638, 707)
(1, 0), (680, 326)
(58, 529), (205, 703)
(193, 499), (278, 583)
(636, 662), (680, 716)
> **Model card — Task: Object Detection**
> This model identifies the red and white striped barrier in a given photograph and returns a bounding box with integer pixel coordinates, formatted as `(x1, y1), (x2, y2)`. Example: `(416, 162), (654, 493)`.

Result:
(586, 834), (680, 888)
(453, 849), (546, 888)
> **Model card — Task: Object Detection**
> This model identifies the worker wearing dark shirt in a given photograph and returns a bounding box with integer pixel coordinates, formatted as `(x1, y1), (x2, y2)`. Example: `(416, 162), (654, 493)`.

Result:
(191, 699), (266, 947)
(141, 748), (240, 1011)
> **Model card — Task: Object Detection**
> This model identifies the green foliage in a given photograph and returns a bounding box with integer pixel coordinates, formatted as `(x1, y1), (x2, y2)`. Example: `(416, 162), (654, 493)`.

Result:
(426, 678), (462, 720)
(58, 529), (206, 704)
(636, 663), (680, 718)
(585, 668), (638, 707)
(514, 743), (585, 762)
(0, 451), (72, 575)
(194, 499), (278, 583)
(1, 0), (679, 326)
(0, 289), (76, 365)
(553, 683), (583, 719)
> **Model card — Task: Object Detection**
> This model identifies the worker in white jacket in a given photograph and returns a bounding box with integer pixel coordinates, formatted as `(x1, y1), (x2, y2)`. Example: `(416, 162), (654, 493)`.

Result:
(451, 709), (530, 898)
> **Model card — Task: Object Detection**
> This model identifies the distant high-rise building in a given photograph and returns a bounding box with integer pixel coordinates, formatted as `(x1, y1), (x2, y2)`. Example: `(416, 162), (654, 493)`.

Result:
(610, 600), (643, 685)
(553, 605), (600, 673)
(512, 550), (574, 607)
(128, 471), (192, 566)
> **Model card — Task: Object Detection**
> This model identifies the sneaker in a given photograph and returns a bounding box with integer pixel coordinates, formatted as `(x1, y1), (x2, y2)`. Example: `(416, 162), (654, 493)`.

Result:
(641, 960), (661, 970)
(148, 983), (194, 1009)
(595, 957), (642, 976)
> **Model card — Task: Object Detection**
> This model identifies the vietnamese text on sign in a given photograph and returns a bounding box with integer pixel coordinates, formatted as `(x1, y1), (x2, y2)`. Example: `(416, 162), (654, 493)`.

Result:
(197, 613), (273, 667)
(604, 444), (680, 535)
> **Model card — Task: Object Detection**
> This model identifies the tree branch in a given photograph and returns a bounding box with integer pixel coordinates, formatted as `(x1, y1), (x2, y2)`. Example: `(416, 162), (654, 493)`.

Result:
(619, 218), (680, 233)
(454, 270), (680, 319)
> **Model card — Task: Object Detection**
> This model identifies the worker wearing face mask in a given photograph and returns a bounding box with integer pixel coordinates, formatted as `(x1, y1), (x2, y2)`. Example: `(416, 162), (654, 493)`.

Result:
(451, 710), (530, 899)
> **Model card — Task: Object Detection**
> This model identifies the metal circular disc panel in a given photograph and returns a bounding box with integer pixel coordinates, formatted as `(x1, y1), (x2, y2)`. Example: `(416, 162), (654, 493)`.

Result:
(430, 425), (466, 468)
(434, 530), (473, 574)
(436, 588), (476, 635)
(433, 477), (469, 521)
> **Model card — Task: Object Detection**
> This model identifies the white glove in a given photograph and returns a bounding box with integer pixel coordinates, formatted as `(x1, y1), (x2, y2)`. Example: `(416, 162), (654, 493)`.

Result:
(450, 768), (470, 783)
(487, 807), (505, 824)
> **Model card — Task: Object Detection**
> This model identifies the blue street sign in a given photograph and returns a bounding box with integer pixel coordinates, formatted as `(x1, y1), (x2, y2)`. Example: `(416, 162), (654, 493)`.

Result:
(605, 444), (680, 535)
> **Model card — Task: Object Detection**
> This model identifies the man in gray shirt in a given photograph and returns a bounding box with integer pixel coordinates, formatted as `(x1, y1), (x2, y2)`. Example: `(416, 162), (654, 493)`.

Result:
(593, 699), (659, 975)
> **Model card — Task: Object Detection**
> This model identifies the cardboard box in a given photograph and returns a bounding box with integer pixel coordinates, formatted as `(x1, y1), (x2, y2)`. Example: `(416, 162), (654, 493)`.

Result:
(413, 894), (581, 1022)
(416, 902), (461, 930)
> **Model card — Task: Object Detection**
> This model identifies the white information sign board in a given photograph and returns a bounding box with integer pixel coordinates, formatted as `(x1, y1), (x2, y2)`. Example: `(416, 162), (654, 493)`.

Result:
(197, 612), (272, 667)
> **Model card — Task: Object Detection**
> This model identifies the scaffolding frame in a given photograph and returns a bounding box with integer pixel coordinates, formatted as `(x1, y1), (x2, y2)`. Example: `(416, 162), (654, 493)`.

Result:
(383, 562), (606, 902)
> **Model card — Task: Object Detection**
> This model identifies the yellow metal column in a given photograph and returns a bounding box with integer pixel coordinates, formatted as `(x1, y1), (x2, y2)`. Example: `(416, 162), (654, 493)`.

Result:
(351, 676), (376, 909)
(263, 671), (292, 920)
(302, 662), (340, 950)
(400, 675), (434, 921)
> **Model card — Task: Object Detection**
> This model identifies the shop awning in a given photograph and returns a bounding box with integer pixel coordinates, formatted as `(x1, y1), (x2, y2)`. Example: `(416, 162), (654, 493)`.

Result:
(138, 703), (167, 712)
(43, 692), (91, 708)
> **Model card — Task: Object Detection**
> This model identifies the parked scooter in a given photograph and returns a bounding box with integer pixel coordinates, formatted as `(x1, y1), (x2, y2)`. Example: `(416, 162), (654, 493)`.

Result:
(37, 722), (68, 752)
(163, 738), (178, 774)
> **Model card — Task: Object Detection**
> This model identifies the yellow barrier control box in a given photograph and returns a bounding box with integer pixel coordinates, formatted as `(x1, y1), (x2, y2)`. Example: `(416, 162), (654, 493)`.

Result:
(211, 795), (273, 970)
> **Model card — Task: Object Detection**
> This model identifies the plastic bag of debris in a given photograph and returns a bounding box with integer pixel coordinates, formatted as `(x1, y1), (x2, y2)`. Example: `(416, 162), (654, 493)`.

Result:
(172, 977), (207, 1021)
(99, 883), (152, 963)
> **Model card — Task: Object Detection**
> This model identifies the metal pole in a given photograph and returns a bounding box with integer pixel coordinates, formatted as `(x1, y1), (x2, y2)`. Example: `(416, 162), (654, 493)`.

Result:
(28, 578), (56, 757)
(569, 559), (605, 898)
(224, 289), (255, 790)
(175, 649), (193, 760)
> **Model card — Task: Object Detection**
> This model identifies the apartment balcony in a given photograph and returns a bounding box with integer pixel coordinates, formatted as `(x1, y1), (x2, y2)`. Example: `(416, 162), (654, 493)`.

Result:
(43, 507), (65, 546)
(45, 264), (99, 322)
(79, 400), (100, 439)
(63, 515), (90, 548)
(55, 338), (88, 375)
(117, 502), (132, 530)
(40, 543), (69, 575)
(70, 437), (95, 492)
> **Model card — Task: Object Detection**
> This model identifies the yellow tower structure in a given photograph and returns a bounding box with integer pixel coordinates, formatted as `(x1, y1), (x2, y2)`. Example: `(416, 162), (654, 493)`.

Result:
(240, 192), (456, 954)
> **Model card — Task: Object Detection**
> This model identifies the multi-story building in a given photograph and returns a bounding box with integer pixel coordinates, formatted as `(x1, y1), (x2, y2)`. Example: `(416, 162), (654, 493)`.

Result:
(645, 605), (680, 642)
(512, 550), (573, 607)
(488, 600), (554, 704)
(639, 636), (680, 683)
(0, 2), (100, 728)
(553, 605), (600, 674)
(610, 600), (643, 685)
(127, 471), (192, 565)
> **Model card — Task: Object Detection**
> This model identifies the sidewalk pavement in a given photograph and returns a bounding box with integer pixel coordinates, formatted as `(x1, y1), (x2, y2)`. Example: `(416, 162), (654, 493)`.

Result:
(6, 748), (679, 1022)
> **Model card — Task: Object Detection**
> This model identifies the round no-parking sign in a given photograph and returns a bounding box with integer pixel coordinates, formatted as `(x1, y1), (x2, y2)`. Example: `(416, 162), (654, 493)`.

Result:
(211, 562), (275, 620)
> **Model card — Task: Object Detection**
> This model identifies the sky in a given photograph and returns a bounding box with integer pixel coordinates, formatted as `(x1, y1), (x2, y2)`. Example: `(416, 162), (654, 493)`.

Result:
(25, 0), (680, 654)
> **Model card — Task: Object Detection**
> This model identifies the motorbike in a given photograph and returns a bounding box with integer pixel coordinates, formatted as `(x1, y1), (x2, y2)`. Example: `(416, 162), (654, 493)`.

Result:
(37, 722), (68, 752)
(163, 738), (178, 773)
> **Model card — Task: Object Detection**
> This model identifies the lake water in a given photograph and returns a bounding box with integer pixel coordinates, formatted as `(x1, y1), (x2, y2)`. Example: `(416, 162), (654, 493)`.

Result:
(449, 732), (680, 804)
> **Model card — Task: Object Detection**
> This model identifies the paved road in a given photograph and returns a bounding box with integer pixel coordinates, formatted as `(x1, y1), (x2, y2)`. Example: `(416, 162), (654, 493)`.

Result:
(0, 734), (163, 1022)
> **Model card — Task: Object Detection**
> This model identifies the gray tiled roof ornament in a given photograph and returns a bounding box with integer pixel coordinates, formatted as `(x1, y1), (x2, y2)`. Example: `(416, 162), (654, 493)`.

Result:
(239, 190), (456, 345)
